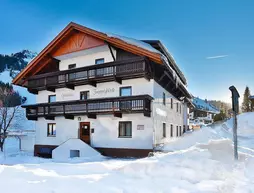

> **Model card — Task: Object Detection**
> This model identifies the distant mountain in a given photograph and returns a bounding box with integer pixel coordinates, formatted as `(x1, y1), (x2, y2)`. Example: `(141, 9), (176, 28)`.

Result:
(0, 69), (36, 131)
(0, 50), (36, 104)
(0, 50), (36, 78)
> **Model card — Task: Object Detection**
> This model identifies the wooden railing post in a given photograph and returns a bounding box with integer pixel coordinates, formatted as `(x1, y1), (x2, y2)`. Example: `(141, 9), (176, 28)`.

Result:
(63, 104), (65, 115)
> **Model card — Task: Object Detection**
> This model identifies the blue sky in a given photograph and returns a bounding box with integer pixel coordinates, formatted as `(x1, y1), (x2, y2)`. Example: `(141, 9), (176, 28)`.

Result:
(1, 0), (254, 103)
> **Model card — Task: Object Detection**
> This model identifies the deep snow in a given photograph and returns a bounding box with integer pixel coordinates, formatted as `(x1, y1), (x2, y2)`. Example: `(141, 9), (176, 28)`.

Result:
(0, 113), (254, 193)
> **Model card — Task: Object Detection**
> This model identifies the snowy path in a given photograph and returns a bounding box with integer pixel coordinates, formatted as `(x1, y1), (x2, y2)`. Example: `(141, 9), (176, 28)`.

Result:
(1, 113), (254, 193)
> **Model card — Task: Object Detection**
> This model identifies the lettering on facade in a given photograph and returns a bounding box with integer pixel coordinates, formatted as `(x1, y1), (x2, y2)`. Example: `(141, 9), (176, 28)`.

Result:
(92, 88), (116, 96)
(137, 125), (144, 130)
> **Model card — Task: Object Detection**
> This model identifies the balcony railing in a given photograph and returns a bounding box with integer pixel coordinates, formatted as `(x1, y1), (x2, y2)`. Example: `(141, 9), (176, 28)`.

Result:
(22, 95), (153, 120)
(27, 57), (151, 93)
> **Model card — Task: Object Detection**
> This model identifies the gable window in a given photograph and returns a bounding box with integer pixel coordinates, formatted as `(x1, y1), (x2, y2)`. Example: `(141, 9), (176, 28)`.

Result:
(176, 103), (179, 112)
(48, 95), (56, 103)
(180, 104), (181, 114)
(80, 91), (89, 100)
(171, 124), (173, 137)
(68, 64), (76, 69)
(163, 92), (166, 105)
(95, 58), (104, 64)
(47, 123), (56, 137)
(171, 98), (173, 109)
(163, 123), (166, 138)
(120, 86), (132, 96)
(176, 126), (178, 137)
(119, 121), (132, 138)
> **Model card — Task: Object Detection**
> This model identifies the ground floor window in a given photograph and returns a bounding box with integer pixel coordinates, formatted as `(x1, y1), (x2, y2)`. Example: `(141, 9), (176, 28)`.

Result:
(119, 121), (132, 138)
(176, 126), (178, 137)
(163, 123), (166, 137)
(47, 123), (56, 137)
(171, 124), (173, 137)
(70, 150), (80, 158)
(179, 126), (182, 136)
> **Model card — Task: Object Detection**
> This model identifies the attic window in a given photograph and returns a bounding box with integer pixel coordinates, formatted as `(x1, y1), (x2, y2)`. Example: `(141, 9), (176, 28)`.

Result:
(95, 58), (104, 64)
(68, 64), (76, 69)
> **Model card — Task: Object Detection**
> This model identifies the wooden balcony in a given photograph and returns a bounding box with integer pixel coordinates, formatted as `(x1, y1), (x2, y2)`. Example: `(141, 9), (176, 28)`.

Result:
(27, 57), (151, 94)
(22, 95), (153, 120)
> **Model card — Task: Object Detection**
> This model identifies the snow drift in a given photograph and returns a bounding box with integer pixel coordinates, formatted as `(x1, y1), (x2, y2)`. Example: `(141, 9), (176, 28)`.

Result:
(0, 113), (254, 193)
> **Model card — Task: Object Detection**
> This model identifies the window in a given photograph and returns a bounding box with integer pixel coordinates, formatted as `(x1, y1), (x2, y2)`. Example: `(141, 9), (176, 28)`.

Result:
(179, 126), (182, 136)
(95, 58), (104, 64)
(120, 87), (132, 96)
(171, 124), (173, 137)
(163, 123), (166, 138)
(176, 103), (179, 112)
(48, 95), (56, 103)
(119, 121), (132, 137)
(176, 126), (178, 137)
(119, 87), (132, 110)
(180, 104), (181, 114)
(171, 98), (173, 109)
(163, 92), (166, 105)
(70, 150), (80, 158)
(183, 125), (186, 133)
(80, 91), (89, 100)
(68, 64), (76, 69)
(47, 123), (56, 137)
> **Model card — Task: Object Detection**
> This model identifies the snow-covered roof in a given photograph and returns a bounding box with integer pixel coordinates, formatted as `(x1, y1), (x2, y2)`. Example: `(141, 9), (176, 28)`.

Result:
(107, 33), (190, 96)
(107, 33), (162, 55)
(192, 97), (220, 114)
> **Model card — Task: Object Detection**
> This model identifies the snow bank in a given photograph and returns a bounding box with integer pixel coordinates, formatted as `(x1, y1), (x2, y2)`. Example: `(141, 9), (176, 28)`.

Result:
(1, 137), (254, 193)
(225, 112), (254, 134)
(0, 113), (254, 192)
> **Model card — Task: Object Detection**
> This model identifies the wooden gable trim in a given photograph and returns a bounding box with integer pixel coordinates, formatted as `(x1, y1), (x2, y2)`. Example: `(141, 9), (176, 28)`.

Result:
(13, 22), (163, 86)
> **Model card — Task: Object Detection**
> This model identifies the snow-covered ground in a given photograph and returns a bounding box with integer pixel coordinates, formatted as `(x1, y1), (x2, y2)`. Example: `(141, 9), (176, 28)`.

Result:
(0, 113), (254, 193)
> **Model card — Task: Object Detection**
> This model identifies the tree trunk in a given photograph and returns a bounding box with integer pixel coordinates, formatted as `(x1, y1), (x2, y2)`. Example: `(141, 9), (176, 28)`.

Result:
(0, 142), (3, 152)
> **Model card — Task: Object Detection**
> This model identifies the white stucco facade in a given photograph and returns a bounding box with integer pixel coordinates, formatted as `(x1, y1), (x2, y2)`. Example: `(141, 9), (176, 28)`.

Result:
(35, 78), (188, 149)
(32, 44), (189, 158)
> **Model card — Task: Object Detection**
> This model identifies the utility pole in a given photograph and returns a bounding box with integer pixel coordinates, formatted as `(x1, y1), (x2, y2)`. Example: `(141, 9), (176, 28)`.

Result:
(229, 86), (240, 160)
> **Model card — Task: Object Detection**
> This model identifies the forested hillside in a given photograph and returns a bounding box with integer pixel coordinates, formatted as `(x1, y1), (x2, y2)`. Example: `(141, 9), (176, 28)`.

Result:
(0, 50), (36, 78)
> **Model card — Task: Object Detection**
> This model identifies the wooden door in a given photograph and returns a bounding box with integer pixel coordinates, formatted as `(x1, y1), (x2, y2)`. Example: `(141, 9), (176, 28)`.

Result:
(79, 122), (90, 145)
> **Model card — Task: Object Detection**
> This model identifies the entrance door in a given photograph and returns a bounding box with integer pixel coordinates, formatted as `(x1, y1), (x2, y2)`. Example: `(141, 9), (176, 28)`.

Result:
(79, 122), (91, 145)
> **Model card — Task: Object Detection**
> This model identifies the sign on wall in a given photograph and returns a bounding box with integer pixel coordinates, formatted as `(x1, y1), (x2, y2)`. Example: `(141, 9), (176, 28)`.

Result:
(91, 88), (116, 97)
(137, 125), (144, 130)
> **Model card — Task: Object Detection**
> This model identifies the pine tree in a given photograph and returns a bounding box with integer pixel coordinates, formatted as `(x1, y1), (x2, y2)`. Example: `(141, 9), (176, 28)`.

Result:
(242, 86), (251, 112)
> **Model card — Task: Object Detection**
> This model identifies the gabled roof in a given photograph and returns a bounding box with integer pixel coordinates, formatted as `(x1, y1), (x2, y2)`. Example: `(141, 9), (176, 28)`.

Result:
(192, 97), (220, 114)
(12, 22), (187, 87)
(142, 40), (187, 85)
